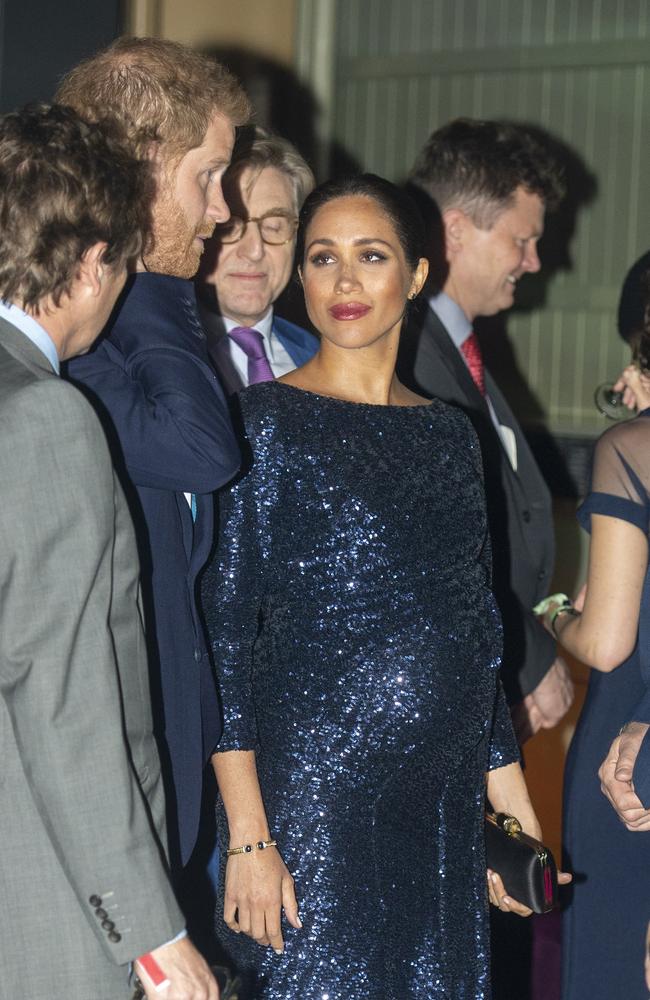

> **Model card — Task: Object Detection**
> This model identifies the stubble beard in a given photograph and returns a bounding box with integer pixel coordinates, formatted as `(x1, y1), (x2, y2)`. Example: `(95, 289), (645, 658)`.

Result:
(143, 186), (211, 279)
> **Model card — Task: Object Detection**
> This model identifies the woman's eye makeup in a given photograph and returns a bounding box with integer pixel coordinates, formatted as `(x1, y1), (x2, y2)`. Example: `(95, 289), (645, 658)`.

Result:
(309, 252), (335, 266)
(308, 247), (389, 266)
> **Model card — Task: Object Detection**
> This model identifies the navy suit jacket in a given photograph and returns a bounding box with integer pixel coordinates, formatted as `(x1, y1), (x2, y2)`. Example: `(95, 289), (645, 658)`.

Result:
(272, 315), (319, 367)
(67, 273), (240, 870)
(398, 304), (556, 705)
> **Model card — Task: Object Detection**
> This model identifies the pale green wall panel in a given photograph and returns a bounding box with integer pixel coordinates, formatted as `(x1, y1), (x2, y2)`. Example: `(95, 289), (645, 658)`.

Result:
(328, 0), (650, 436)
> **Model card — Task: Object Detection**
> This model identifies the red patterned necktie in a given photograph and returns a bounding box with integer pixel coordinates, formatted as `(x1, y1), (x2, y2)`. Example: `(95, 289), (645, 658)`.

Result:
(460, 331), (486, 396)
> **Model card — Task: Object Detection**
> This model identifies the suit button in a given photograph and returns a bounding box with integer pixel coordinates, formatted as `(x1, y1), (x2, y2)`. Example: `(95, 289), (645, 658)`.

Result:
(522, 510), (531, 523)
(538, 570), (546, 580)
(102, 920), (115, 931)
(108, 931), (122, 943)
(89, 895), (102, 907)
(95, 908), (108, 919)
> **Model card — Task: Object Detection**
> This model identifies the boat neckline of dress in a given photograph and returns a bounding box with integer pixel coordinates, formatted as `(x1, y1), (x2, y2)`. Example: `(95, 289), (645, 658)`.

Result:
(263, 379), (435, 410)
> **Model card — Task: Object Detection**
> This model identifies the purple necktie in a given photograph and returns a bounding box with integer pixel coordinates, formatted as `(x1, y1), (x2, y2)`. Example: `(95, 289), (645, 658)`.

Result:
(228, 326), (275, 385)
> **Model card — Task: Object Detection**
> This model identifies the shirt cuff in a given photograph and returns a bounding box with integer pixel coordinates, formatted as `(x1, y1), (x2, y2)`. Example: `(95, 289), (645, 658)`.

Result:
(152, 928), (188, 951)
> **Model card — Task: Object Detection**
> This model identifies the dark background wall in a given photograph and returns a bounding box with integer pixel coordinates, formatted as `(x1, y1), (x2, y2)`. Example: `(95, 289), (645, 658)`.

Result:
(0, 0), (121, 112)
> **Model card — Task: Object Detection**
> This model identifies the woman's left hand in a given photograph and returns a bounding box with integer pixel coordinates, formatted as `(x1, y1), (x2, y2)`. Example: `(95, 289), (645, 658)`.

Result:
(613, 363), (650, 412)
(486, 866), (572, 917)
(485, 762), (572, 916)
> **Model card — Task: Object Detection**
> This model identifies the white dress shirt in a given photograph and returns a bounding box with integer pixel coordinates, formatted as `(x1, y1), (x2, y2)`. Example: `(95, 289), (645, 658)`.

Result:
(210, 309), (297, 393)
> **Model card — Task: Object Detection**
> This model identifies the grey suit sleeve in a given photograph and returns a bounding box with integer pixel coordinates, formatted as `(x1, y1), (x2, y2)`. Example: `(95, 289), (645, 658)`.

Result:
(0, 379), (183, 964)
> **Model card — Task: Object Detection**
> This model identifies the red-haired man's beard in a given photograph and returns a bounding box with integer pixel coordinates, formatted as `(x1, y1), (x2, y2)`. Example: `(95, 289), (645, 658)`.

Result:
(144, 187), (214, 279)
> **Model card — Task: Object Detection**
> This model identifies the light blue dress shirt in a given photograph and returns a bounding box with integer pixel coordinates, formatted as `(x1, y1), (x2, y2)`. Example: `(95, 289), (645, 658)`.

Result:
(428, 290), (472, 352)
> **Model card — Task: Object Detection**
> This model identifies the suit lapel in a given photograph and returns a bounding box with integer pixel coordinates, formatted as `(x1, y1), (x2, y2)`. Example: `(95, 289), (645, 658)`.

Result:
(273, 319), (315, 367)
(402, 305), (522, 473)
(425, 308), (491, 414)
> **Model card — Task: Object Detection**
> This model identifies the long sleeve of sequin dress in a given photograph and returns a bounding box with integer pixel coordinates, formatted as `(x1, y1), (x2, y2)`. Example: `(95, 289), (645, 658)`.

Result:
(202, 381), (519, 1000)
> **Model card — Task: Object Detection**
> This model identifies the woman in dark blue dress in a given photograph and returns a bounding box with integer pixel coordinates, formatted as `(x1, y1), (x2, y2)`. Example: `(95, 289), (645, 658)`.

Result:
(202, 175), (549, 999)
(541, 351), (650, 997)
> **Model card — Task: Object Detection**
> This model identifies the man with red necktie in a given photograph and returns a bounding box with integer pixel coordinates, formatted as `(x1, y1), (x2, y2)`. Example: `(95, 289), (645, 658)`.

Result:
(398, 118), (573, 1000)
(197, 128), (318, 390)
(399, 117), (573, 739)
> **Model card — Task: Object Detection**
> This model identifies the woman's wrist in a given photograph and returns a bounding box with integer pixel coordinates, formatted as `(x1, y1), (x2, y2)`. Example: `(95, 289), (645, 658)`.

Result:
(486, 763), (533, 815)
(227, 838), (277, 857)
(228, 824), (272, 846)
(550, 600), (580, 639)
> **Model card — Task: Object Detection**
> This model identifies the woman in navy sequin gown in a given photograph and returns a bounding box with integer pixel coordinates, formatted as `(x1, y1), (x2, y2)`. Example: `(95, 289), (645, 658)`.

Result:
(202, 176), (546, 999)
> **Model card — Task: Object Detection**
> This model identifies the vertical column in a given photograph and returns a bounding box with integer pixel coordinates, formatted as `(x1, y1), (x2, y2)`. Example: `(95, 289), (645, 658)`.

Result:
(294, 0), (336, 180)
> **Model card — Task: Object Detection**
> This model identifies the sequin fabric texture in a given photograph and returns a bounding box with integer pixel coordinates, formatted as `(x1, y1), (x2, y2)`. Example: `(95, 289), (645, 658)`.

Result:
(203, 381), (520, 1000)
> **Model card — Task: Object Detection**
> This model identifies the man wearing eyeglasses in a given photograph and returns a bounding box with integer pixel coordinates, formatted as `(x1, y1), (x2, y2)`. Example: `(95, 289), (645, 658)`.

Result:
(197, 127), (318, 391)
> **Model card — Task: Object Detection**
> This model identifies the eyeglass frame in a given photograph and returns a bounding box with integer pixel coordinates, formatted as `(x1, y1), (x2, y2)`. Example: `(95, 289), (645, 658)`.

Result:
(215, 211), (299, 246)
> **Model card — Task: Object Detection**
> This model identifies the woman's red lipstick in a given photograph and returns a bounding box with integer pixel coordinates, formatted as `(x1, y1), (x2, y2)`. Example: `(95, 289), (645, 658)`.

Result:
(328, 303), (371, 320)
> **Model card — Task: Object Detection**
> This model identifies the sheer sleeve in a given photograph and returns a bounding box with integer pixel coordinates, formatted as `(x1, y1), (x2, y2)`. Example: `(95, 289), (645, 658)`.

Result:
(578, 417), (650, 535)
(202, 414), (270, 753)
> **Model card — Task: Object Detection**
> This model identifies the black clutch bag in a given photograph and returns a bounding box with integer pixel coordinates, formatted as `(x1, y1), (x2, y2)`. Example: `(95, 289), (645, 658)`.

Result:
(485, 812), (558, 914)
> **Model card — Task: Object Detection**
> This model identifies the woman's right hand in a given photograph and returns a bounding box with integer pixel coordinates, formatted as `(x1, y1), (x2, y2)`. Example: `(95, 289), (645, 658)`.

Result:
(223, 846), (302, 952)
(613, 363), (650, 411)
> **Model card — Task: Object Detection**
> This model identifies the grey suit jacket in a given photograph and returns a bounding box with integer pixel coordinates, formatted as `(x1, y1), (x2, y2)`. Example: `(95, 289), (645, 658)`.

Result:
(398, 304), (556, 703)
(0, 319), (183, 999)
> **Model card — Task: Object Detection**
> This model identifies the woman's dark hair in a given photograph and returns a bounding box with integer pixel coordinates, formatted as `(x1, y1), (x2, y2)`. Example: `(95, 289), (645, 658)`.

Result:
(296, 173), (426, 273)
(618, 250), (650, 344)
(616, 251), (650, 374)
(632, 269), (650, 375)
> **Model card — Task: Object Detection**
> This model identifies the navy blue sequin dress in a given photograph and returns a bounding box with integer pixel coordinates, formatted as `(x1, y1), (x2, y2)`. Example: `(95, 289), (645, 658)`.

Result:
(203, 381), (519, 999)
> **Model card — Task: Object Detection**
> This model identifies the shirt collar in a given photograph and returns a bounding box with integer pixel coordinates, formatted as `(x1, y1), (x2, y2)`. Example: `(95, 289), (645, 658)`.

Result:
(0, 300), (60, 373)
(428, 291), (472, 350)
(222, 308), (274, 340)
(223, 308), (278, 359)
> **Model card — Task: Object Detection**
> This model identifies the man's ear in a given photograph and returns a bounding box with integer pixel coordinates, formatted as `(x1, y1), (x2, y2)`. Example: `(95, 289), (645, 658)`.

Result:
(77, 242), (108, 297)
(441, 207), (468, 260)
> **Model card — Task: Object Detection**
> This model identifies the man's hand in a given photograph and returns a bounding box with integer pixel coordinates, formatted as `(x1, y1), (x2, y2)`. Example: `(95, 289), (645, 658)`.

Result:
(511, 656), (574, 743)
(135, 936), (219, 1000)
(598, 722), (650, 830)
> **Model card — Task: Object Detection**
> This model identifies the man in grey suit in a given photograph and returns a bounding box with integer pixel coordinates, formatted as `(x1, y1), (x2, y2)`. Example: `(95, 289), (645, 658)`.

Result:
(0, 104), (217, 1000)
